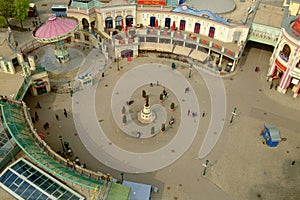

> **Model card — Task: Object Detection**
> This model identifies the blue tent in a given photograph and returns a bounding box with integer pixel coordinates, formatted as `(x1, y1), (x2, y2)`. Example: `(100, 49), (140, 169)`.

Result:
(262, 125), (281, 147)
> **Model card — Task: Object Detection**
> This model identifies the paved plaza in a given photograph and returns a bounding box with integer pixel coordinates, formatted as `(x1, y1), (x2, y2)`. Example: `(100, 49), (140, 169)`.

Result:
(2, 0), (300, 199)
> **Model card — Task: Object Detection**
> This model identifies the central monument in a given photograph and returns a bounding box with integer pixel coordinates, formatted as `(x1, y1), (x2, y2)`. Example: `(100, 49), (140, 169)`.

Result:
(138, 97), (155, 123)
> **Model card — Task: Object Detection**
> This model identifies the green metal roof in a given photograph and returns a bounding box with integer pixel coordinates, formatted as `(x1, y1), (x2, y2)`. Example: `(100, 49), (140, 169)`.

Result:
(0, 102), (105, 192)
(106, 182), (130, 200)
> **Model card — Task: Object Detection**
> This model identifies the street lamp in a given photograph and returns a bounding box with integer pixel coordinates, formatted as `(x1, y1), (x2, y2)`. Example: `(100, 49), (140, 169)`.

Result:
(230, 107), (237, 123)
(120, 172), (124, 183)
(59, 135), (65, 152)
(188, 64), (192, 78)
(202, 160), (209, 176)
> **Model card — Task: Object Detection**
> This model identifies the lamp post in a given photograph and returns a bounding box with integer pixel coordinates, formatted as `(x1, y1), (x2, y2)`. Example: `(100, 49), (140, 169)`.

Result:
(188, 64), (192, 78)
(202, 159), (209, 176)
(59, 135), (65, 152)
(120, 172), (124, 183)
(230, 107), (237, 123)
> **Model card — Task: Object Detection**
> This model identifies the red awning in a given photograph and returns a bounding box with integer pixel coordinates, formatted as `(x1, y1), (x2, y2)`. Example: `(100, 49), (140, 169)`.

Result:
(275, 59), (286, 72)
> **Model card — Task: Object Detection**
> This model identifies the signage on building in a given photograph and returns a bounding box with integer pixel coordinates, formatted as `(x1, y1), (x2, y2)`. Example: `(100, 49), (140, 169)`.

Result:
(137, 0), (166, 6)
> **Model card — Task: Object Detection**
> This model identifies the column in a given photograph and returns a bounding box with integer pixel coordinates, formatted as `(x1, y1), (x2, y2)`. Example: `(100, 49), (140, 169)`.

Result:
(21, 62), (31, 76)
(230, 59), (237, 72)
(28, 55), (36, 71)
(293, 81), (300, 98)
(277, 68), (290, 93)
(5, 60), (15, 74)
(218, 53), (223, 67)
(267, 62), (276, 81)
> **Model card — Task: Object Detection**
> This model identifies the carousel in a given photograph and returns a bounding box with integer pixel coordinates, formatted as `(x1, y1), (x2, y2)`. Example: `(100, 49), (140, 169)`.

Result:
(32, 14), (87, 78)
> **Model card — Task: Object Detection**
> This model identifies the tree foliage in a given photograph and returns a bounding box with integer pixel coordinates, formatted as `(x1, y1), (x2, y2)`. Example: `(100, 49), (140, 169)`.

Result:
(0, 16), (8, 28)
(0, 0), (14, 24)
(13, 0), (29, 29)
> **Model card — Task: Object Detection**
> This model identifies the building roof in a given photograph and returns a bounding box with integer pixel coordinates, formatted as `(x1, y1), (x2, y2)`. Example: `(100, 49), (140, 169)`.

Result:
(0, 158), (85, 200)
(185, 0), (236, 14)
(122, 180), (152, 200)
(106, 182), (130, 200)
(252, 2), (285, 28)
(33, 16), (78, 43)
(172, 5), (230, 25)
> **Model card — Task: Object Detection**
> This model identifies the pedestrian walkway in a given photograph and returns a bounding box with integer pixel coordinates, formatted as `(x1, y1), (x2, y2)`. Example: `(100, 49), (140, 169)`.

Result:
(73, 63), (200, 173)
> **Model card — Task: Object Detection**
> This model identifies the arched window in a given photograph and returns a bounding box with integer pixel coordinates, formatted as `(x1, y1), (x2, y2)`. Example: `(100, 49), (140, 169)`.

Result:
(126, 15), (133, 27)
(194, 23), (200, 34)
(165, 18), (171, 28)
(279, 44), (291, 62)
(115, 16), (123, 28)
(150, 16), (156, 27)
(82, 18), (89, 31)
(179, 20), (186, 31)
(105, 17), (113, 29)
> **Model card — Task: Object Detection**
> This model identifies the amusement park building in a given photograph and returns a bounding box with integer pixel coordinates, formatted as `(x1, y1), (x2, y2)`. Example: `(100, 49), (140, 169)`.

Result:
(67, 0), (250, 72)
(268, 15), (300, 98)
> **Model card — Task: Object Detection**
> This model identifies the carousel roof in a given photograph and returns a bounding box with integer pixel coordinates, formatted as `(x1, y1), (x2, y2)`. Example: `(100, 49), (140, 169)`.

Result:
(33, 15), (79, 43)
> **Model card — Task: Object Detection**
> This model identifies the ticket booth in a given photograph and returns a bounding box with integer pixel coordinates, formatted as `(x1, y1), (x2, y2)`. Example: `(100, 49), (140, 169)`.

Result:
(261, 125), (281, 147)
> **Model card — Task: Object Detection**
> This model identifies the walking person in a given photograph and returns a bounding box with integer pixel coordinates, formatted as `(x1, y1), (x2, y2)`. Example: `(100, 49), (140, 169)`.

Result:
(188, 110), (190, 116)
(63, 108), (67, 118)
(270, 81), (274, 89)
(55, 114), (59, 120)
(35, 112), (39, 122)
(35, 102), (41, 109)
(202, 112), (205, 117)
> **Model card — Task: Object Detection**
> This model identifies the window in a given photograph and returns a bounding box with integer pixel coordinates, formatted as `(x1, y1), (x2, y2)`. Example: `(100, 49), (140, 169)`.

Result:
(84, 35), (89, 41)
(74, 33), (80, 39)
(279, 44), (291, 62)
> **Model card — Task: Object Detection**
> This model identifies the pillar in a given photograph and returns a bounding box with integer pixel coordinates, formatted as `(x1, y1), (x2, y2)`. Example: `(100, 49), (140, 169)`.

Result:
(27, 55), (36, 71)
(277, 68), (290, 93)
(293, 81), (300, 98)
(16, 51), (24, 64)
(230, 60), (237, 72)
(4, 60), (15, 74)
(218, 54), (223, 67)
(21, 62), (31, 76)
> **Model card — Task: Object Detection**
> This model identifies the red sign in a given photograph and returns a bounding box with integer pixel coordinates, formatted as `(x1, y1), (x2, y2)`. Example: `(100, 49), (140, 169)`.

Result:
(137, 0), (166, 5)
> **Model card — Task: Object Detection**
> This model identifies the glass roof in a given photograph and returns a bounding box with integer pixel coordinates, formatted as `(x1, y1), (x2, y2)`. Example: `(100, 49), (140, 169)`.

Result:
(0, 158), (85, 200)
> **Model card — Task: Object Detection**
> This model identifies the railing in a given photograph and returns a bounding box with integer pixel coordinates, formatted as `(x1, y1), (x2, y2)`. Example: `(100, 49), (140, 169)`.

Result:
(0, 100), (111, 197)
(16, 76), (31, 101)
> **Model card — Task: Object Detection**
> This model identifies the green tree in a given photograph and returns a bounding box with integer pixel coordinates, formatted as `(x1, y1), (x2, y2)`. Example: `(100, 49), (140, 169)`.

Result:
(0, 0), (14, 25)
(0, 16), (8, 28)
(13, 0), (29, 29)
(170, 102), (175, 111)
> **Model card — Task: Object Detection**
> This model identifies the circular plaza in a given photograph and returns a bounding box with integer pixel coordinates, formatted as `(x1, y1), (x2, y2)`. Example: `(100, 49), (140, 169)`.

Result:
(72, 54), (226, 173)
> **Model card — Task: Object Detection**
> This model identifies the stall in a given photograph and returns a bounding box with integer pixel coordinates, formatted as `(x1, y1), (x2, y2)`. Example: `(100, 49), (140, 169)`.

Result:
(261, 125), (281, 147)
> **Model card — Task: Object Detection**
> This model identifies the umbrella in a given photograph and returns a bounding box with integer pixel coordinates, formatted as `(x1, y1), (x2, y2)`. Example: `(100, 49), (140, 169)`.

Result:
(171, 21), (176, 31)
(155, 19), (158, 29)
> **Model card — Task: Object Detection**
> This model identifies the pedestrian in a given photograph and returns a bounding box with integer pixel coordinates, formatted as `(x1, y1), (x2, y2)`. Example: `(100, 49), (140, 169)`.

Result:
(269, 81), (273, 89)
(202, 112), (205, 117)
(45, 122), (49, 129)
(43, 124), (47, 130)
(35, 102), (41, 109)
(102, 72), (105, 77)
(150, 83), (153, 87)
(188, 110), (190, 116)
(64, 141), (69, 149)
(35, 112), (39, 122)
(63, 108), (67, 118)
(55, 114), (59, 120)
